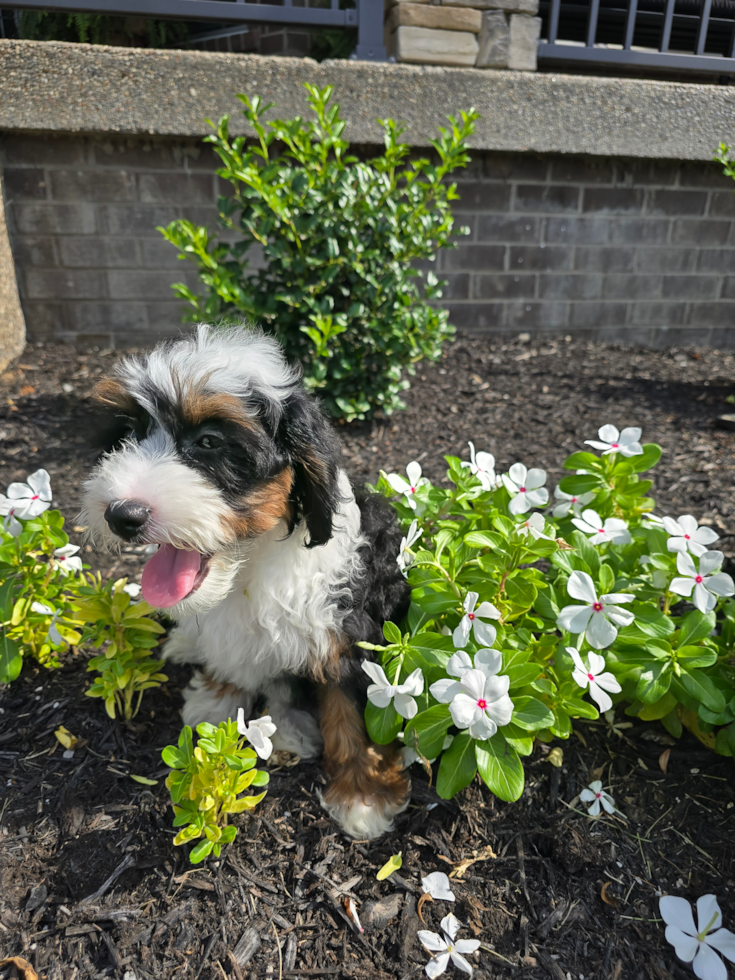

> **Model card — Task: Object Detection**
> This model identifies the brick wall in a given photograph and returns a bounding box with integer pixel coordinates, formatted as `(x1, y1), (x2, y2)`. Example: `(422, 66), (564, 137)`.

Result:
(3, 132), (735, 349)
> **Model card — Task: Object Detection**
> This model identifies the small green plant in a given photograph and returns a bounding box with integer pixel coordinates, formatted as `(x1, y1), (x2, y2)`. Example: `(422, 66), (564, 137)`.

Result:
(76, 577), (167, 720)
(162, 720), (270, 864)
(160, 84), (477, 421)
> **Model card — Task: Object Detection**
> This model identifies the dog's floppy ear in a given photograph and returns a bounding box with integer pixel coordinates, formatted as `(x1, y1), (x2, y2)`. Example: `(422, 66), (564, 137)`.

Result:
(277, 389), (342, 548)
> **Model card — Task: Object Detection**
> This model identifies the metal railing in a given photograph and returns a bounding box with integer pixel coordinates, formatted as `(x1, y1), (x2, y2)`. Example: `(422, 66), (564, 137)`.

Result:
(538, 0), (735, 73)
(0, 0), (386, 58)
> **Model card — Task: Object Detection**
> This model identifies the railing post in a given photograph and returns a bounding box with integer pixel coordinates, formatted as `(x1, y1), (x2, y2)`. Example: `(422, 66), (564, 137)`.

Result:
(696, 0), (713, 54)
(354, 0), (387, 60)
(547, 0), (561, 43)
(660, 0), (675, 51)
(586, 0), (600, 47)
(623, 0), (638, 49)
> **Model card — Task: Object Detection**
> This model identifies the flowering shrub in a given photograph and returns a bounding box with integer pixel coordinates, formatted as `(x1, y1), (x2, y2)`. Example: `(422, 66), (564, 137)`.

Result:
(162, 716), (272, 864)
(160, 84), (477, 421)
(364, 425), (735, 802)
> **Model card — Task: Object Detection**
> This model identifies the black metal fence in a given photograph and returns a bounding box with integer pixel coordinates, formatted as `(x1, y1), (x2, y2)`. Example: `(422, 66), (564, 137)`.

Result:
(538, 0), (735, 73)
(0, 0), (385, 58)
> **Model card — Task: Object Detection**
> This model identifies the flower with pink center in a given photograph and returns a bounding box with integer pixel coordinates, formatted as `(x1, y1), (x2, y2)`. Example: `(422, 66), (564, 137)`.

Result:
(452, 592), (500, 649)
(662, 515), (720, 558)
(571, 508), (631, 547)
(584, 424), (643, 457)
(461, 442), (500, 492)
(53, 544), (83, 576)
(556, 571), (635, 649)
(552, 486), (596, 519)
(387, 462), (429, 511)
(502, 463), (549, 516)
(580, 779), (617, 816)
(670, 550), (734, 614)
(0, 469), (52, 536)
(566, 647), (622, 713)
(516, 512), (550, 540)
(440, 667), (514, 741)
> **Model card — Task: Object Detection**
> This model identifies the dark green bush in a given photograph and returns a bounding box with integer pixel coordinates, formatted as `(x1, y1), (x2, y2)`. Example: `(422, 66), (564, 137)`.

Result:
(160, 85), (477, 421)
(16, 10), (188, 47)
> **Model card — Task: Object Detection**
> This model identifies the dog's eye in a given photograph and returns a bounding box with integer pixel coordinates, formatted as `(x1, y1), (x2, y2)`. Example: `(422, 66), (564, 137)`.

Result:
(196, 434), (224, 450)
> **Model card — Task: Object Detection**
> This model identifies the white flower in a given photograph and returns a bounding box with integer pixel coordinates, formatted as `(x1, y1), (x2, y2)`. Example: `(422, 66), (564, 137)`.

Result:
(552, 487), (596, 519)
(516, 512), (549, 540)
(660, 894), (735, 980)
(236, 710), (277, 760)
(584, 424), (643, 457)
(461, 442), (499, 492)
(431, 648), (503, 704)
(123, 583), (141, 597)
(0, 506), (22, 537)
(571, 509), (631, 546)
(556, 571), (634, 649)
(387, 462), (429, 510)
(452, 592), (500, 649)
(580, 780), (617, 816)
(436, 667), (514, 741)
(0, 469), (52, 523)
(663, 515), (720, 558)
(642, 513), (665, 528)
(502, 463), (549, 516)
(567, 647), (622, 713)
(670, 551), (735, 614)
(418, 913), (481, 979)
(422, 872), (456, 902)
(53, 544), (83, 576)
(397, 520), (423, 576)
(362, 662), (424, 720)
(31, 603), (63, 646)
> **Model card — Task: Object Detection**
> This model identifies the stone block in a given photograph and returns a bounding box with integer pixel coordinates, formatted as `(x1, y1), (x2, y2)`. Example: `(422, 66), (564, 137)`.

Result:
(508, 14), (540, 71)
(394, 26), (479, 65)
(476, 11), (508, 68)
(443, 0), (537, 11)
(662, 276), (719, 300)
(388, 3), (482, 32)
(0, 173), (26, 370)
(509, 244), (572, 271)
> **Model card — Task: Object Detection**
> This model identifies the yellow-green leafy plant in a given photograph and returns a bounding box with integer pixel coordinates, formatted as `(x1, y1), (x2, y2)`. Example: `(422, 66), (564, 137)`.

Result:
(162, 719), (270, 864)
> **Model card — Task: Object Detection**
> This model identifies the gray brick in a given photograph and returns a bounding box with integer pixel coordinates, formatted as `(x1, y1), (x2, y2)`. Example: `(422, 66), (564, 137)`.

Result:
(23, 268), (106, 300)
(58, 237), (139, 269)
(629, 302), (686, 325)
(614, 160), (680, 186)
(484, 153), (548, 181)
(602, 275), (661, 300)
(4, 168), (47, 200)
(144, 303), (191, 333)
(505, 301), (569, 328)
(477, 215), (539, 242)
(90, 137), (186, 170)
(20, 302), (66, 340)
(449, 215), (478, 240)
(647, 190), (707, 216)
(12, 236), (58, 267)
(1, 134), (87, 167)
(139, 173), (215, 205)
(607, 219), (669, 246)
(99, 205), (180, 237)
(516, 184), (579, 213)
(440, 274), (471, 300)
(550, 159), (613, 184)
(443, 302), (505, 330)
(671, 219), (731, 246)
(509, 245), (572, 271)
(569, 302), (627, 327)
(49, 170), (136, 202)
(454, 182), (511, 211)
(648, 326), (714, 347)
(442, 245), (505, 272)
(11, 203), (96, 235)
(544, 217), (607, 244)
(708, 327), (735, 347)
(538, 274), (601, 300)
(696, 250), (735, 274)
(721, 277), (735, 299)
(635, 248), (697, 274)
(108, 269), (190, 301)
(179, 206), (222, 228)
(64, 302), (149, 333)
(583, 188), (643, 215)
(573, 247), (633, 273)
(679, 161), (734, 190)
(140, 237), (191, 268)
(662, 276), (720, 300)
(709, 191), (735, 218)
(688, 302), (735, 327)
(473, 274), (535, 299)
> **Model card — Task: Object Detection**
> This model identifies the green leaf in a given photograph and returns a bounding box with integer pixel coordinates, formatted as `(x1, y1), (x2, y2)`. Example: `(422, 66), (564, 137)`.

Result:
(505, 576), (537, 611)
(510, 696), (555, 731)
(571, 531), (600, 576)
(558, 474), (601, 495)
(365, 700), (402, 745)
(464, 531), (501, 550)
(403, 704), (452, 758)
(677, 610), (716, 647)
(436, 732), (477, 799)
(680, 669), (726, 714)
(636, 661), (673, 704)
(476, 733), (524, 802)
(629, 444), (662, 473)
(563, 451), (603, 471)
(189, 839), (214, 864)
(383, 621), (402, 645)
(0, 632), (22, 684)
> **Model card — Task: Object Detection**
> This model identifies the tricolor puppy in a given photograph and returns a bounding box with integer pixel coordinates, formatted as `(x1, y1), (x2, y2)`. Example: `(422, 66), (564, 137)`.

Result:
(81, 325), (411, 839)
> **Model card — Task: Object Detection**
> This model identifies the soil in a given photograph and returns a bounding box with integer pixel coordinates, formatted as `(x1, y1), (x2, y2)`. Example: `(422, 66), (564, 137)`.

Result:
(1, 333), (735, 980)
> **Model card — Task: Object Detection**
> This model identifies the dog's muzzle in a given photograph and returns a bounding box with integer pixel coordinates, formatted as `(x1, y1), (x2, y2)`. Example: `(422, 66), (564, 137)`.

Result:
(104, 499), (151, 541)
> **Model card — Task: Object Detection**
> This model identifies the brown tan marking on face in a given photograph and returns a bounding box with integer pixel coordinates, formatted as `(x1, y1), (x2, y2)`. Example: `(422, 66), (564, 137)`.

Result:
(319, 684), (409, 817)
(222, 466), (295, 540)
(179, 387), (258, 429)
(93, 378), (139, 415)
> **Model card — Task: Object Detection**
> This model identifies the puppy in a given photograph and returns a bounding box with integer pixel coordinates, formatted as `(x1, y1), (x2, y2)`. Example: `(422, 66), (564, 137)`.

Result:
(81, 324), (411, 839)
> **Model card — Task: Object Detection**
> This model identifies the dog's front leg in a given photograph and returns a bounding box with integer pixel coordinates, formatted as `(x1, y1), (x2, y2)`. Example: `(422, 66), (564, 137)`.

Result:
(318, 683), (409, 840)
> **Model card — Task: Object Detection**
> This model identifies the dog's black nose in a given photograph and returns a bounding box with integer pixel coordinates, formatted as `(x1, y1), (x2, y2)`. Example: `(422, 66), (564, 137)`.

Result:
(104, 500), (151, 540)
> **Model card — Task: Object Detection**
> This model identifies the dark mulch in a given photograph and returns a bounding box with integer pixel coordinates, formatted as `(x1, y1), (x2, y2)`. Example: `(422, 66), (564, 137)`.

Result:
(1, 332), (735, 980)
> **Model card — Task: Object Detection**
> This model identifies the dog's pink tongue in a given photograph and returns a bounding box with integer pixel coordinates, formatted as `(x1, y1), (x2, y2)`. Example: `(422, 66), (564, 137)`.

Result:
(141, 544), (201, 608)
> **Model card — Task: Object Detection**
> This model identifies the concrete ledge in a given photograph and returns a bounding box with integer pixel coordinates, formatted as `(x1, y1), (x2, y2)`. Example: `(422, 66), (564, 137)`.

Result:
(0, 39), (735, 160)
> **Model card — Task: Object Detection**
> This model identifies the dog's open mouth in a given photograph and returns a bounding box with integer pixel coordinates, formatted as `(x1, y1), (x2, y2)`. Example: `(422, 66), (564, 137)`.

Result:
(140, 544), (211, 608)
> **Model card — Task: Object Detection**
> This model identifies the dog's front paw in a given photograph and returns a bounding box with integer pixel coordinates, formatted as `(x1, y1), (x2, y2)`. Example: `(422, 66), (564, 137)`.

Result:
(163, 628), (204, 666)
(320, 745), (410, 840)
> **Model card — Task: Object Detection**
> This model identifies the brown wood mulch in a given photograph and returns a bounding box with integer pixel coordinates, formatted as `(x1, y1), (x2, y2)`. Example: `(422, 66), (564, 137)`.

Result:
(0, 332), (734, 980)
